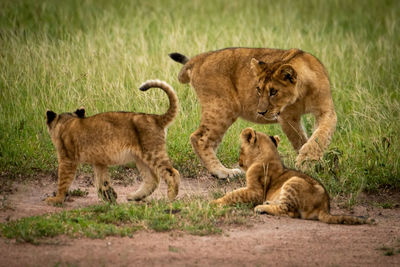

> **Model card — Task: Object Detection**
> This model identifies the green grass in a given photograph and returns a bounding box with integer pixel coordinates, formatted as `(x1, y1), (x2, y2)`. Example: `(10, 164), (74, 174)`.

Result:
(377, 240), (400, 256)
(0, 0), (399, 195)
(0, 198), (254, 243)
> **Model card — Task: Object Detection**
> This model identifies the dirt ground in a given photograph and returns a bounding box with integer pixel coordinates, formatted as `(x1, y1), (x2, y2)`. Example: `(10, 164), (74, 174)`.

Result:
(0, 172), (399, 267)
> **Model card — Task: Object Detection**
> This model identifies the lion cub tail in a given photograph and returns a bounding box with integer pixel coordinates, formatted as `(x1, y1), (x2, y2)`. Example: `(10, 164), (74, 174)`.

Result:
(169, 53), (189, 64)
(139, 80), (179, 128)
(318, 210), (374, 225)
(169, 53), (192, 84)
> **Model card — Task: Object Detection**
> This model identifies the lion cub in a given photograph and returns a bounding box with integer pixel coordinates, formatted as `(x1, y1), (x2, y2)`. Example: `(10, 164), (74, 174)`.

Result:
(170, 48), (336, 178)
(45, 80), (180, 204)
(212, 128), (371, 225)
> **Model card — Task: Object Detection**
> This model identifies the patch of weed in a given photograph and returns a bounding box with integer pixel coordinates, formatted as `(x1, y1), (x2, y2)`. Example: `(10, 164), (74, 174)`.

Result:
(67, 188), (89, 197)
(0, 198), (255, 243)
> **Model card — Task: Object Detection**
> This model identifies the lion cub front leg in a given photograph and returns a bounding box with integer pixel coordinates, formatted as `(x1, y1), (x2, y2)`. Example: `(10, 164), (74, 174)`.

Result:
(278, 116), (308, 152)
(296, 110), (337, 168)
(93, 164), (117, 203)
(45, 161), (78, 205)
(190, 108), (242, 179)
(211, 187), (263, 206)
(211, 166), (266, 206)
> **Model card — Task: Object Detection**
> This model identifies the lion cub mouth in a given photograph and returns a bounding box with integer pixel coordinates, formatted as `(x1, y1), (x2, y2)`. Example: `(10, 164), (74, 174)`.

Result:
(257, 112), (279, 121)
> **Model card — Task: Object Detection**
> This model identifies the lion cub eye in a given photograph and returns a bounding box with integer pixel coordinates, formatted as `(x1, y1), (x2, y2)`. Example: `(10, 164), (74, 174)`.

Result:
(270, 88), (277, 96)
(256, 86), (261, 95)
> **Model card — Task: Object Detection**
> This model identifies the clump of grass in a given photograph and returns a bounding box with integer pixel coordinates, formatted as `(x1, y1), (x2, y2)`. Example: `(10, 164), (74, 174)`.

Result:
(378, 245), (400, 256)
(67, 188), (89, 197)
(372, 201), (399, 209)
(0, 198), (255, 244)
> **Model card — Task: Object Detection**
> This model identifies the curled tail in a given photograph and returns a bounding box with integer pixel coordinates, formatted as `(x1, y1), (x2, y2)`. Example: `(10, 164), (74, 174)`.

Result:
(139, 80), (178, 128)
(318, 210), (373, 225)
(169, 52), (192, 84)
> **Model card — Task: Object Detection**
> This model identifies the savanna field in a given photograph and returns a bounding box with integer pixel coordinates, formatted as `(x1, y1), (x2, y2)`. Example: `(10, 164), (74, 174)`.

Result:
(0, 0), (400, 247)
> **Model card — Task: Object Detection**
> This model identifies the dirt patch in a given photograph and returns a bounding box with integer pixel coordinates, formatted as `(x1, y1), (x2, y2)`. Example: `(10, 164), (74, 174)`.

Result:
(1, 173), (399, 266)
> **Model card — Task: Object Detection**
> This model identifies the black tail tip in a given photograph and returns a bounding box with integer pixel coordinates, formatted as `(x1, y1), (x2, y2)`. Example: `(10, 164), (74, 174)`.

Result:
(169, 52), (188, 64)
(139, 85), (149, 91)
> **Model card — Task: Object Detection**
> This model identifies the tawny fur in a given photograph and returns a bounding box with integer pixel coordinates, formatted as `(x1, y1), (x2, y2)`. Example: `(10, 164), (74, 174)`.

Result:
(170, 48), (337, 178)
(211, 128), (372, 225)
(45, 80), (180, 205)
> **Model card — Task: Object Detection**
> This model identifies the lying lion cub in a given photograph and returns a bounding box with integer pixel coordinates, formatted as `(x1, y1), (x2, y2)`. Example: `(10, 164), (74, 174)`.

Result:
(212, 128), (371, 224)
(170, 48), (337, 178)
(45, 80), (180, 204)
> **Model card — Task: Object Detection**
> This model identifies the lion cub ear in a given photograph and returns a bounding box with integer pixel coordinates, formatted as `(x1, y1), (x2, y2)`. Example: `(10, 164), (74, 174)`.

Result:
(276, 64), (297, 84)
(74, 107), (85, 118)
(250, 58), (266, 76)
(269, 135), (280, 147)
(241, 127), (257, 145)
(46, 110), (57, 125)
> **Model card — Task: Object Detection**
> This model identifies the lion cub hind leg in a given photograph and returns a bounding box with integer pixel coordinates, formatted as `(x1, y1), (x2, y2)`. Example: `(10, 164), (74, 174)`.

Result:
(93, 164), (117, 203)
(254, 178), (303, 218)
(161, 166), (180, 201)
(254, 202), (296, 217)
(154, 157), (180, 201)
(150, 148), (180, 200)
(45, 161), (78, 205)
(127, 160), (160, 202)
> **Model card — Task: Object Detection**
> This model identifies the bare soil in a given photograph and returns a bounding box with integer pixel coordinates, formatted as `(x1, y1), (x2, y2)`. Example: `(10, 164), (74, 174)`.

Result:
(0, 172), (399, 267)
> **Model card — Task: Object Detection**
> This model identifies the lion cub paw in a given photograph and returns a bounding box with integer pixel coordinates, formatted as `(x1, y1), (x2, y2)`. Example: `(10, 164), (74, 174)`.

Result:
(210, 199), (224, 206)
(295, 152), (319, 170)
(45, 196), (64, 205)
(212, 168), (243, 179)
(98, 185), (117, 203)
(167, 185), (179, 201)
(296, 143), (323, 168)
(254, 205), (268, 214)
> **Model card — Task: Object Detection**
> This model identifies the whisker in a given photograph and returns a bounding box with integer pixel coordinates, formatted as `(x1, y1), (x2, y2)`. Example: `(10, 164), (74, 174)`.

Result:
(286, 120), (303, 139)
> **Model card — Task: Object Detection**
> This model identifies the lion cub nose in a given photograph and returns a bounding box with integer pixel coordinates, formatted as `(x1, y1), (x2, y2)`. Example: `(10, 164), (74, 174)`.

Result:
(258, 110), (268, 116)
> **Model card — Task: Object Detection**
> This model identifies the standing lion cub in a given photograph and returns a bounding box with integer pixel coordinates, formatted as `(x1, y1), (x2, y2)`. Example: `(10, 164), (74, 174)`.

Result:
(45, 80), (180, 204)
(212, 128), (372, 225)
(170, 48), (337, 178)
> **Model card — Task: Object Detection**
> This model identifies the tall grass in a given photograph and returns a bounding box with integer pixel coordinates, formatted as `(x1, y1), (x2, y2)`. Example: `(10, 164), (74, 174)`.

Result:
(1, 0), (399, 194)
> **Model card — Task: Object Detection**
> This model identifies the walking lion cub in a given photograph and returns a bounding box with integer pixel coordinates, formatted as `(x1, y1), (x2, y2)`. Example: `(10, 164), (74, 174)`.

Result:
(45, 80), (180, 204)
(170, 48), (337, 178)
(212, 128), (371, 224)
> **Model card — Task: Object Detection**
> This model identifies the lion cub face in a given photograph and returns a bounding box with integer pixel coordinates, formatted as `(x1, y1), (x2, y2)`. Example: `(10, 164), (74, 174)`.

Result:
(239, 127), (280, 171)
(251, 59), (298, 120)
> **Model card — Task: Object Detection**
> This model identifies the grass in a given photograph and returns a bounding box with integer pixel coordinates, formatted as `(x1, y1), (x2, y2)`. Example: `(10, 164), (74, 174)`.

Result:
(0, 198), (254, 244)
(377, 240), (400, 256)
(0, 0), (399, 198)
(67, 188), (89, 197)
